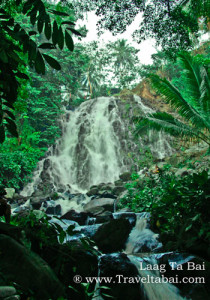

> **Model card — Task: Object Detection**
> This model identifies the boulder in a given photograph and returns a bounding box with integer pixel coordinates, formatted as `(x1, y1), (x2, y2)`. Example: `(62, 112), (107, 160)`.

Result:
(83, 198), (115, 213)
(119, 172), (131, 181)
(175, 167), (194, 177)
(0, 234), (65, 299)
(46, 204), (61, 215)
(112, 186), (126, 196)
(98, 253), (142, 300)
(61, 209), (92, 225)
(150, 252), (210, 299)
(92, 218), (132, 253)
(113, 212), (137, 226)
(42, 240), (98, 300)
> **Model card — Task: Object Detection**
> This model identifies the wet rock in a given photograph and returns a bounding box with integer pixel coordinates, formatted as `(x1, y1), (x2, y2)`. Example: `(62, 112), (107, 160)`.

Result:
(93, 211), (113, 224)
(98, 253), (142, 300)
(113, 212), (137, 226)
(86, 187), (99, 196)
(119, 172), (132, 181)
(112, 186), (126, 196)
(61, 210), (92, 225)
(84, 198), (115, 213)
(114, 179), (124, 186)
(73, 224), (102, 239)
(46, 204), (61, 215)
(92, 218), (132, 253)
(150, 252), (210, 299)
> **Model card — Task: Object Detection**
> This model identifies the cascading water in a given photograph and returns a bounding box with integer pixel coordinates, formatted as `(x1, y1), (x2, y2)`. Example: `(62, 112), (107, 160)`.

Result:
(22, 95), (173, 197)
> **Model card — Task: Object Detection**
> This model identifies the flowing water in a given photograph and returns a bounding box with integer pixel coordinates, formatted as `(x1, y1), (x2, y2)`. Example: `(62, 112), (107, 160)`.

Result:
(21, 96), (173, 196)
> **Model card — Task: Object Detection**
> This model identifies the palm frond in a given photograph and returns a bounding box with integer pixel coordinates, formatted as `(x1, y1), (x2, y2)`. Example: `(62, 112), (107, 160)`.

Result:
(135, 112), (209, 145)
(199, 65), (210, 122)
(177, 52), (201, 104)
(135, 112), (194, 138)
(149, 74), (208, 130)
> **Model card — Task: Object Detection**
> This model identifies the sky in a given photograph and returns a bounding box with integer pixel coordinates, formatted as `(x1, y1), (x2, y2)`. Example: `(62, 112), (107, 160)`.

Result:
(77, 11), (157, 65)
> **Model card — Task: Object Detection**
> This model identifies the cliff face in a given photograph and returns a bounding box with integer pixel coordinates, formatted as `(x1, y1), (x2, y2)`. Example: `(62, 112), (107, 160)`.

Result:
(131, 79), (174, 114)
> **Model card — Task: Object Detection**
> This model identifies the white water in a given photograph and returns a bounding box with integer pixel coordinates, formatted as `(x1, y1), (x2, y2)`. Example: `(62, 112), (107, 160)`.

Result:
(22, 96), (173, 196)
(126, 216), (185, 300)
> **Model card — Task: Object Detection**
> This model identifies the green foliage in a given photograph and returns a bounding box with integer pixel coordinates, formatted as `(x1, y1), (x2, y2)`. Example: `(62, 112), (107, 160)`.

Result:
(74, 0), (209, 56)
(0, 0), (81, 142)
(135, 52), (210, 146)
(120, 169), (210, 250)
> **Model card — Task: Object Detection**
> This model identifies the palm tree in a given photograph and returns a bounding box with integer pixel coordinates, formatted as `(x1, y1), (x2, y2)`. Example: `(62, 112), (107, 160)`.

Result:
(135, 52), (210, 146)
(108, 39), (139, 88)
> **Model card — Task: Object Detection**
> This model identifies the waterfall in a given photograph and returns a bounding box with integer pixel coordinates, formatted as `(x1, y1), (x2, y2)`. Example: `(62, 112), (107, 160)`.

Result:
(125, 216), (185, 300)
(22, 96), (173, 196)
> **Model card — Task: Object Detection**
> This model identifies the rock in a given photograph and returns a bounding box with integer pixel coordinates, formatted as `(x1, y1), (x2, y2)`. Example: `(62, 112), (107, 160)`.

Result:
(94, 211), (113, 223)
(42, 240), (98, 300)
(175, 167), (194, 177)
(0, 222), (22, 241)
(98, 253), (142, 300)
(61, 210), (92, 225)
(46, 204), (61, 215)
(112, 186), (126, 196)
(0, 234), (65, 299)
(86, 187), (99, 196)
(113, 212), (137, 226)
(114, 179), (124, 186)
(125, 217), (162, 254)
(83, 198), (115, 213)
(151, 252), (210, 299)
(92, 219), (132, 253)
(119, 172), (131, 181)
(73, 224), (102, 239)
(4, 188), (15, 199)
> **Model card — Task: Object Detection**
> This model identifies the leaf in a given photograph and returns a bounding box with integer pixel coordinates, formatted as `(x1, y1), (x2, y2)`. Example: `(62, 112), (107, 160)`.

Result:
(5, 118), (18, 137)
(52, 21), (59, 45)
(16, 0), (22, 5)
(67, 27), (82, 36)
(43, 54), (61, 70)
(65, 30), (74, 52)
(0, 125), (5, 143)
(57, 26), (64, 50)
(15, 71), (29, 80)
(35, 51), (45, 74)
(45, 21), (51, 40)
(49, 10), (69, 17)
(38, 43), (56, 49)
(3, 102), (15, 110)
(0, 50), (8, 63)
(37, 18), (44, 33)
(4, 110), (16, 120)
(61, 21), (75, 26)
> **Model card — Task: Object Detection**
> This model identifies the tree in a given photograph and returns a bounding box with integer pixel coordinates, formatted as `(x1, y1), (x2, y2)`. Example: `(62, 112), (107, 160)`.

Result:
(0, 0), (82, 143)
(72, 0), (209, 57)
(135, 52), (210, 146)
(107, 39), (140, 88)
